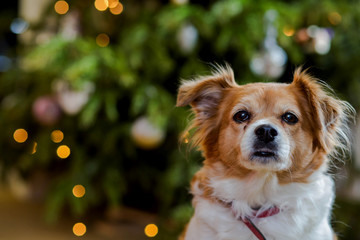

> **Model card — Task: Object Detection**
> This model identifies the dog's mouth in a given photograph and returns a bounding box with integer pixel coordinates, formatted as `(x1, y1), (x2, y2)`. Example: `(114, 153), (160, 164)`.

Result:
(251, 149), (278, 163)
(253, 151), (276, 158)
(252, 141), (278, 161)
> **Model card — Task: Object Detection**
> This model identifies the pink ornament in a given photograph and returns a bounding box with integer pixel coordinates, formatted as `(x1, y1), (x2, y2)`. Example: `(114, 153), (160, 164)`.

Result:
(32, 96), (62, 125)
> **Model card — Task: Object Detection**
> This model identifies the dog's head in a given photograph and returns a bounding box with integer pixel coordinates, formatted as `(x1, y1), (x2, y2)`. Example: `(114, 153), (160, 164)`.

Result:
(177, 65), (353, 182)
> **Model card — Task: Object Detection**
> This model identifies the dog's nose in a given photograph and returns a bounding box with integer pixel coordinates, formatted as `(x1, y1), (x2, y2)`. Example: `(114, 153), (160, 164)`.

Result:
(255, 125), (278, 143)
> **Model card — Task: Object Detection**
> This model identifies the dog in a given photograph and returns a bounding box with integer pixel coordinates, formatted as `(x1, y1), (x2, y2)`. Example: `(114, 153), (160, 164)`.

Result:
(176, 65), (354, 240)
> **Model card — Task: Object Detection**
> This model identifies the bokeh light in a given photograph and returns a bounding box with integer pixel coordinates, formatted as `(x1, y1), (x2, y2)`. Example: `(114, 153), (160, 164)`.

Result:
(328, 12), (342, 25)
(72, 185), (86, 198)
(57, 145), (71, 159)
(51, 130), (64, 143)
(73, 222), (86, 236)
(108, 0), (119, 8)
(31, 142), (38, 154)
(283, 26), (295, 37)
(94, 0), (108, 11)
(144, 223), (158, 237)
(54, 0), (69, 15)
(13, 129), (28, 143)
(10, 18), (29, 34)
(110, 2), (124, 15)
(96, 33), (110, 47)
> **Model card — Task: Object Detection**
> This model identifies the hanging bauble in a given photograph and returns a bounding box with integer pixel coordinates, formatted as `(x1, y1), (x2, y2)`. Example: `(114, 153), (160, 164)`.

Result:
(54, 80), (95, 115)
(250, 10), (287, 79)
(131, 117), (165, 150)
(177, 23), (198, 54)
(32, 96), (62, 126)
(59, 10), (80, 40)
(250, 45), (287, 79)
(250, 10), (287, 78)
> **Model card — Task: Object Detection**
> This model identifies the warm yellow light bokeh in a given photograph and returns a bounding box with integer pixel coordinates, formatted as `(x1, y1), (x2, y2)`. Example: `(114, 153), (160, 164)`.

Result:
(96, 33), (110, 47)
(57, 145), (71, 159)
(72, 185), (86, 198)
(51, 130), (64, 143)
(73, 222), (86, 236)
(110, 2), (124, 15)
(283, 26), (295, 37)
(13, 129), (28, 143)
(108, 0), (119, 8)
(144, 224), (158, 237)
(54, 0), (69, 15)
(328, 12), (342, 25)
(31, 142), (38, 154)
(94, 0), (108, 11)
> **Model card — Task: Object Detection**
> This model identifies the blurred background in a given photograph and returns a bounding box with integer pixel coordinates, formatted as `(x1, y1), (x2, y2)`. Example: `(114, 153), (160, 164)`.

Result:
(0, 0), (360, 239)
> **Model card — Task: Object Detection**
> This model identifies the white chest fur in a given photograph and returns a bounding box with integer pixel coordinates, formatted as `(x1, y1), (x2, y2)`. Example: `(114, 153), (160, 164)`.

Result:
(185, 171), (335, 240)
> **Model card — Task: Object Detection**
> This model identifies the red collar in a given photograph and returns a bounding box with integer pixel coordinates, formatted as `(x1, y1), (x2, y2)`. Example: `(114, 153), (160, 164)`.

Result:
(241, 206), (280, 240)
(216, 199), (280, 240)
(249, 205), (280, 218)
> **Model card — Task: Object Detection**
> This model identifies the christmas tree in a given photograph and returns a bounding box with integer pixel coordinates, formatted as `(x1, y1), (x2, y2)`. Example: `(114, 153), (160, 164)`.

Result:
(0, 0), (359, 238)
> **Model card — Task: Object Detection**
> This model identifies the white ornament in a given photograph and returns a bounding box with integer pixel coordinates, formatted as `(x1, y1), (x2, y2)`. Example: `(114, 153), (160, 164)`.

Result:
(314, 28), (331, 55)
(250, 10), (287, 79)
(60, 10), (81, 40)
(177, 23), (198, 54)
(131, 117), (165, 149)
(54, 80), (95, 115)
(250, 46), (287, 79)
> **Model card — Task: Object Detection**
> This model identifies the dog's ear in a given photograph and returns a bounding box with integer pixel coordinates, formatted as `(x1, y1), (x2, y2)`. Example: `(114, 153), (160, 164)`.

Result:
(291, 68), (352, 154)
(176, 65), (237, 119)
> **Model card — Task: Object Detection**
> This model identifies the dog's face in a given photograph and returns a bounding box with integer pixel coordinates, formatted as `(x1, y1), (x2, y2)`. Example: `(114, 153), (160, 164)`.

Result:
(177, 66), (350, 183)
(219, 83), (301, 172)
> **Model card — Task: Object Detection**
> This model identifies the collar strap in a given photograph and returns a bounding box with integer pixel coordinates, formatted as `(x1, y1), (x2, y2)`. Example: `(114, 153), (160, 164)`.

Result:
(243, 217), (267, 240)
(251, 206), (280, 218)
(215, 198), (280, 240)
(240, 206), (279, 240)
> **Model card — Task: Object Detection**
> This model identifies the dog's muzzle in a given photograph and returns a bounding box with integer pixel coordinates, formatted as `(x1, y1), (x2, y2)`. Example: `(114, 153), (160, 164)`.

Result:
(251, 124), (278, 160)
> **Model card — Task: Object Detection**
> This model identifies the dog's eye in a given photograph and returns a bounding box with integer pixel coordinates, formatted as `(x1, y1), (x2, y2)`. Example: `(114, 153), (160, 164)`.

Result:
(233, 111), (250, 123)
(282, 112), (298, 125)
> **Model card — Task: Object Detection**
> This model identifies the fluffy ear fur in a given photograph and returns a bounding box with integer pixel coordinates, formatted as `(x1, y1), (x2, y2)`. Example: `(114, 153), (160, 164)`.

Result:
(176, 65), (237, 155)
(291, 68), (354, 157)
(176, 65), (237, 120)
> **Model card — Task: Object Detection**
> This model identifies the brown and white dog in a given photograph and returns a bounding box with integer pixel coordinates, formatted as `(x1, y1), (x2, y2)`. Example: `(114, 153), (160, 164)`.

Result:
(176, 65), (354, 240)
